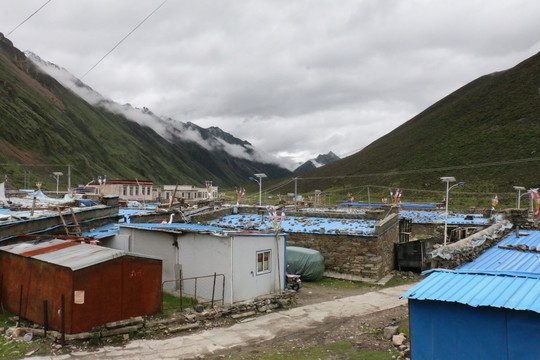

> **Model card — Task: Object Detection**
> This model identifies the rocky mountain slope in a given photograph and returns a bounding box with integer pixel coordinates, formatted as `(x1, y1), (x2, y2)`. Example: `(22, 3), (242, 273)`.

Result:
(0, 34), (291, 189)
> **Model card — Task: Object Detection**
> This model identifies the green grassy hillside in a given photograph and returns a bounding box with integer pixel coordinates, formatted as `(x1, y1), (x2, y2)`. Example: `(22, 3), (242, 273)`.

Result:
(283, 52), (540, 207)
(0, 34), (290, 190)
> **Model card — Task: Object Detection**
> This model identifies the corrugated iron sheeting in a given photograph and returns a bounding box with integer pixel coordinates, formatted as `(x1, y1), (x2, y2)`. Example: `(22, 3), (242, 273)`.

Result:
(457, 230), (540, 274)
(124, 222), (223, 232)
(0, 239), (125, 270)
(32, 243), (125, 270)
(0, 238), (67, 254)
(209, 214), (379, 236)
(399, 210), (491, 225)
(403, 271), (540, 313)
(403, 231), (540, 313)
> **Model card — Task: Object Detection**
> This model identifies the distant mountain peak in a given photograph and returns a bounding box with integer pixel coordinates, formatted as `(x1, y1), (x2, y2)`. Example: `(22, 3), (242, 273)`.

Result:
(293, 151), (340, 174)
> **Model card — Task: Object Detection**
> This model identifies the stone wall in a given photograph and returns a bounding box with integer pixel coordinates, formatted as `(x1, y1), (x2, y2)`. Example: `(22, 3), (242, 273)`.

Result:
(287, 216), (399, 281)
(431, 219), (513, 269)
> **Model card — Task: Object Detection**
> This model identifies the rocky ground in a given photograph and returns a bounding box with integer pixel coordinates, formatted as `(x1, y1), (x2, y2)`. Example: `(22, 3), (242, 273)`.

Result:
(8, 272), (418, 359)
(205, 277), (413, 359)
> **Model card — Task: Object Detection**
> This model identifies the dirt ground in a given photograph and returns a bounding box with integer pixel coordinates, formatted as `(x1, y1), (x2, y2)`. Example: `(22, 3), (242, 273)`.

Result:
(42, 277), (413, 359)
(206, 280), (411, 359)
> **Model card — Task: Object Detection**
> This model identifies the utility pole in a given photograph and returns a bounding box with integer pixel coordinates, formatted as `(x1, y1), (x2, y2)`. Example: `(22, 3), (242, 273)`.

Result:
(67, 165), (71, 192)
(294, 177), (298, 210)
(367, 185), (371, 207)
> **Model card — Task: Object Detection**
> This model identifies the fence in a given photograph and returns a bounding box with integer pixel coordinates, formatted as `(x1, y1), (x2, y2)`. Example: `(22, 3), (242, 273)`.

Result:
(162, 273), (225, 311)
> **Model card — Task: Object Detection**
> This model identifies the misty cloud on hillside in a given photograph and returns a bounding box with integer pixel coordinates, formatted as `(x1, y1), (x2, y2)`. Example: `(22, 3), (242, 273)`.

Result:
(27, 52), (290, 168)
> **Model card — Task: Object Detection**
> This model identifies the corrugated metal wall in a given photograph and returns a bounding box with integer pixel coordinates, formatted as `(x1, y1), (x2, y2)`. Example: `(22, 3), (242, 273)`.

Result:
(0, 253), (72, 332)
(0, 252), (162, 333)
(410, 299), (540, 360)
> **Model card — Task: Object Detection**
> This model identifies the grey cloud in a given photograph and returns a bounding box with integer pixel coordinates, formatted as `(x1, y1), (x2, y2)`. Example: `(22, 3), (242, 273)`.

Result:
(3, 0), (540, 165)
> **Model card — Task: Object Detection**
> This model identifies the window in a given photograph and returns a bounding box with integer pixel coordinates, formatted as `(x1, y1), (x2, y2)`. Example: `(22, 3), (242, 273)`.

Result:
(256, 250), (271, 274)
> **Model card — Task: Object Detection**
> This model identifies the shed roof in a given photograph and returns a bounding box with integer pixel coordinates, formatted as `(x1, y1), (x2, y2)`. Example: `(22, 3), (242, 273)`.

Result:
(0, 239), (155, 270)
(121, 222), (281, 237)
(122, 222), (223, 233)
(402, 270), (540, 313)
(457, 230), (540, 274)
(402, 230), (540, 313)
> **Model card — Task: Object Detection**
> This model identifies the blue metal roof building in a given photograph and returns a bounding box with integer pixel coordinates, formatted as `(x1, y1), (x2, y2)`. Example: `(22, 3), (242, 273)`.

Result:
(209, 214), (381, 236)
(402, 230), (540, 360)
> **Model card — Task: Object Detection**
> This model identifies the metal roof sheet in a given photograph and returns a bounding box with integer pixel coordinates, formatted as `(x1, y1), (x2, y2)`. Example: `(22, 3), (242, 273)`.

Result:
(402, 270), (540, 313)
(403, 231), (540, 313)
(399, 210), (492, 225)
(209, 214), (380, 236)
(83, 223), (120, 239)
(123, 222), (223, 232)
(0, 239), (127, 270)
(457, 230), (540, 274)
(122, 222), (281, 237)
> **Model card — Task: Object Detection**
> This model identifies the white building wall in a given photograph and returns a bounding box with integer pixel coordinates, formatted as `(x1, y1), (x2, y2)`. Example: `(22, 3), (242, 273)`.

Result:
(231, 235), (285, 302)
(177, 233), (234, 303)
(108, 228), (285, 304)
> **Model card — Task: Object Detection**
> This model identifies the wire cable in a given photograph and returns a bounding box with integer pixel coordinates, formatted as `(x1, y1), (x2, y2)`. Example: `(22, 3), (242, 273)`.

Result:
(7, 0), (52, 36)
(81, 0), (168, 79)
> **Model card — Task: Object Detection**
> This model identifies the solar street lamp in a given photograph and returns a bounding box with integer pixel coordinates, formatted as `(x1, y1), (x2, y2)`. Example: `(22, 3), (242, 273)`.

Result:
(513, 186), (526, 209)
(52, 172), (63, 194)
(249, 173), (267, 206)
(441, 177), (465, 246)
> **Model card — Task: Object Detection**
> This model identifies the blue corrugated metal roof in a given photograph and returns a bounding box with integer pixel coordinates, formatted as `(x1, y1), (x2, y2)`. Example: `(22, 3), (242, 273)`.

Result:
(339, 202), (438, 208)
(457, 230), (540, 274)
(122, 222), (282, 237)
(402, 270), (540, 313)
(123, 222), (223, 232)
(209, 214), (380, 236)
(403, 231), (540, 313)
(83, 223), (120, 239)
(400, 210), (492, 225)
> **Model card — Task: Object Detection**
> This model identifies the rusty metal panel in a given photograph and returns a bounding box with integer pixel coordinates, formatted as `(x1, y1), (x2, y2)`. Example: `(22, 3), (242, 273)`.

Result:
(1, 242), (162, 334)
(71, 258), (123, 333)
(0, 252), (72, 332)
(121, 255), (162, 318)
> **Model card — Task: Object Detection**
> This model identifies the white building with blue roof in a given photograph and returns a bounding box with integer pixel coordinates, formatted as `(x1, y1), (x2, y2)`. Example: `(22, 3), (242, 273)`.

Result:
(210, 213), (400, 281)
(402, 229), (540, 360)
(101, 222), (286, 304)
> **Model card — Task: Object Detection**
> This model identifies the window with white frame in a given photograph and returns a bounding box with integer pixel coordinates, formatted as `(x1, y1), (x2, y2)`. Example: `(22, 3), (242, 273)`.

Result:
(256, 250), (271, 274)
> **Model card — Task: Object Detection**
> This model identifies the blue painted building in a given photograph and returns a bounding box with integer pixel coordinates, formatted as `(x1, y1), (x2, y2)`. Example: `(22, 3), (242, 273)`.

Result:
(402, 230), (540, 360)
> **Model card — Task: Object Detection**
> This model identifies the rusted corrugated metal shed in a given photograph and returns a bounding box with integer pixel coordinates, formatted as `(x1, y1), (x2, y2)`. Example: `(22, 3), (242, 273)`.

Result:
(0, 238), (162, 334)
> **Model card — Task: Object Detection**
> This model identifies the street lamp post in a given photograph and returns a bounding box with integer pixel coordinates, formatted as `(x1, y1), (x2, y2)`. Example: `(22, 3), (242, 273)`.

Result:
(513, 186), (526, 209)
(52, 172), (63, 195)
(440, 177), (465, 246)
(249, 173), (267, 206)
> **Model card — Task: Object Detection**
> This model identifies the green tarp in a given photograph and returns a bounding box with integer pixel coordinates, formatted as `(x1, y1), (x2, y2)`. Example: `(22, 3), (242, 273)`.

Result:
(286, 246), (324, 281)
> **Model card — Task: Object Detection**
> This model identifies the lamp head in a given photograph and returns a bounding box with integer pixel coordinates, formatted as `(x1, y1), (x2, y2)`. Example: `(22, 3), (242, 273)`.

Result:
(440, 176), (456, 183)
(457, 182), (465, 186)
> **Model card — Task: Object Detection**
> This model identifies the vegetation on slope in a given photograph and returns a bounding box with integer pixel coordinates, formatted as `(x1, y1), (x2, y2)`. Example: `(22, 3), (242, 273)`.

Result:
(0, 34), (290, 190)
(285, 52), (540, 206)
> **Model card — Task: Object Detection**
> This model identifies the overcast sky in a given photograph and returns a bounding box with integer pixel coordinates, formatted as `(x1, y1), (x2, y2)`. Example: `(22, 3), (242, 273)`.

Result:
(2, 1), (540, 167)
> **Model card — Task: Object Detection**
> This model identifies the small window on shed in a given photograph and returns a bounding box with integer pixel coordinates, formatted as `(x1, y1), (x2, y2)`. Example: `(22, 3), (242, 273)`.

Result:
(257, 250), (271, 274)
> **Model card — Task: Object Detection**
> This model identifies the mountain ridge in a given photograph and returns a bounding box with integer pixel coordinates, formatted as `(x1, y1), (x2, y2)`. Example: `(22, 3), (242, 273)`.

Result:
(293, 151), (340, 174)
(0, 34), (291, 189)
(283, 51), (540, 202)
